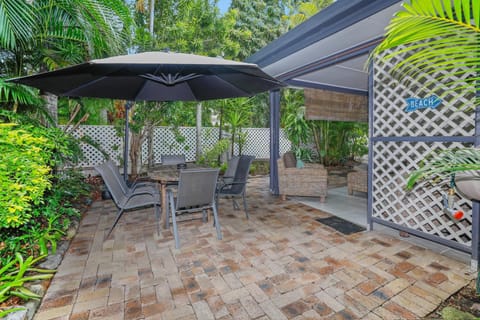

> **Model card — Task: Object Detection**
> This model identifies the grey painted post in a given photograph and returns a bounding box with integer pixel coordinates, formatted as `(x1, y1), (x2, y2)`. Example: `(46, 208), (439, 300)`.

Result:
(472, 106), (480, 270)
(269, 90), (281, 195)
(367, 64), (374, 231)
(123, 102), (132, 183)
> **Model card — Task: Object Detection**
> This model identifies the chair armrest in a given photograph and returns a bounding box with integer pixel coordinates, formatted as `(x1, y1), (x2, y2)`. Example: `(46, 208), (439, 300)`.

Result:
(123, 191), (160, 205)
(217, 180), (247, 192)
(126, 189), (157, 197)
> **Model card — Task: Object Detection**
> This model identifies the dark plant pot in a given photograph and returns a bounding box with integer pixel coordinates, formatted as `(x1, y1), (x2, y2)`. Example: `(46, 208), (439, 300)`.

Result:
(455, 171), (480, 201)
(101, 190), (112, 200)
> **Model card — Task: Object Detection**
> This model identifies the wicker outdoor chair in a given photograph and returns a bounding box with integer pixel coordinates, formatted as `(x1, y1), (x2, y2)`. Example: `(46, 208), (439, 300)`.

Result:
(277, 152), (328, 202)
(347, 169), (367, 195)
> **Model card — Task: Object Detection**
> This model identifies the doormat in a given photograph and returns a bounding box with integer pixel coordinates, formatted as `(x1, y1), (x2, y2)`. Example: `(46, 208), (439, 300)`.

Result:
(315, 216), (365, 235)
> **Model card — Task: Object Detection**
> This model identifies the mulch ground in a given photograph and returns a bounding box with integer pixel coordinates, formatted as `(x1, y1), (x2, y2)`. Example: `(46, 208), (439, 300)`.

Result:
(426, 279), (480, 319)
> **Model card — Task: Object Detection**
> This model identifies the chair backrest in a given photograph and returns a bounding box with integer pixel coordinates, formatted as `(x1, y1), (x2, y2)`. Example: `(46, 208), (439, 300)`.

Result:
(224, 156), (240, 178)
(229, 155), (255, 194)
(176, 169), (219, 210)
(161, 154), (186, 165)
(105, 160), (130, 194)
(94, 162), (127, 205)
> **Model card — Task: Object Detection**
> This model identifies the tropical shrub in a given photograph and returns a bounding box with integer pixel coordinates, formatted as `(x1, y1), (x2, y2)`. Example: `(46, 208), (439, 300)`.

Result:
(0, 169), (85, 265)
(0, 119), (87, 266)
(197, 139), (231, 167)
(0, 123), (53, 228)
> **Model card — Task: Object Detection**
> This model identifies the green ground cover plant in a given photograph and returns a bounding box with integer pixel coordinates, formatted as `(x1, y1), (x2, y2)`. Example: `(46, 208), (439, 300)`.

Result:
(0, 116), (90, 314)
(0, 253), (55, 317)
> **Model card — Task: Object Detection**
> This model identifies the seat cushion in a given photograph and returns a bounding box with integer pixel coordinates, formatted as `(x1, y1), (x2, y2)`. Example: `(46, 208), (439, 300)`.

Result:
(283, 152), (296, 168)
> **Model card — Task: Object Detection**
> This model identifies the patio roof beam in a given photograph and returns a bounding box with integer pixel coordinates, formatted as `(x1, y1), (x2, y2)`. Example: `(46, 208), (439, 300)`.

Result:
(286, 79), (368, 96)
(277, 37), (382, 83)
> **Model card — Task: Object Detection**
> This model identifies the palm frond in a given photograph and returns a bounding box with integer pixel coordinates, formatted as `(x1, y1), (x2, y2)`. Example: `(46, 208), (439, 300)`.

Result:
(0, 79), (43, 106)
(0, 0), (34, 50)
(406, 148), (480, 189)
(371, 0), (480, 110)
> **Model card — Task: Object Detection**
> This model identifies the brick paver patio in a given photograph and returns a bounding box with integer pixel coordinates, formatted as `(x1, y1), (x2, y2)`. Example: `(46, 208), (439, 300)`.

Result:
(34, 177), (473, 320)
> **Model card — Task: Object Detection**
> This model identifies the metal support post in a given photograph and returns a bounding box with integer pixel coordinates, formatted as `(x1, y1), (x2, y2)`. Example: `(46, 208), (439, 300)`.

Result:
(123, 102), (133, 183)
(269, 90), (281, 195)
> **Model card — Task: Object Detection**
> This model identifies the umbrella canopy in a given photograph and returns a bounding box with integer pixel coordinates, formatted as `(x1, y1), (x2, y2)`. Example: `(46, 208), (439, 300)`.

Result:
(8, 51), (284, 101)
(8, 51), (284, 180)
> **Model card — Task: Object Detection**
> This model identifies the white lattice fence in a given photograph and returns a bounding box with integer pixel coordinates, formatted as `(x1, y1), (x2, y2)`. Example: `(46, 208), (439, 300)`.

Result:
(70, 126), (291, 167)
(231, 128), (291, 158)
(372, 49), (475, 247)
(67, 125), (123, 167)
(141, 127), (219, 164)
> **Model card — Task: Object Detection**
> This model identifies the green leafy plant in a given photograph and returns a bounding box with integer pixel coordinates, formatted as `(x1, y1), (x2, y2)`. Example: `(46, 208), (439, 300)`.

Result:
(197, 139), (231, 167)
(406, 148), (480, 190)
(0, 253), (55, 317)
(0, 123), (52, 228)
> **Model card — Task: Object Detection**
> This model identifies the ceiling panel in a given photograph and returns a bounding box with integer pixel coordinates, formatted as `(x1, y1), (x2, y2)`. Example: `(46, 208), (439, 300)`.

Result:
(295, 64), (369, 91)
(262, 2), (402, 91)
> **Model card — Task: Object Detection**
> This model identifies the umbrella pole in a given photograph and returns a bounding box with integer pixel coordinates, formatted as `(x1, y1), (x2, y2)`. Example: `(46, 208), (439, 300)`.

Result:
(124, 102), (133, 183)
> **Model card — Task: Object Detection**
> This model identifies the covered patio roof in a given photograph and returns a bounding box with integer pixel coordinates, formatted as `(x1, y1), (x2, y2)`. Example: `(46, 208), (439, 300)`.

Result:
(246, 0), (403, 95)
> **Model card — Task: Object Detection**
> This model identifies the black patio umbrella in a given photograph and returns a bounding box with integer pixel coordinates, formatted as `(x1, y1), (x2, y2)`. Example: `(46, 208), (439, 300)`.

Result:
(8, 51), (284, 178)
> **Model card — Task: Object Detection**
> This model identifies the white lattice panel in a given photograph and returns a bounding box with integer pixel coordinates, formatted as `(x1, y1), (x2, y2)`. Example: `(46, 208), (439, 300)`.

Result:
(69, 125), (290, 167)
(372, 141), (473, 245)
(373, 52), (475, 138)
(232, 128), (291, 158)
(372, 49), (476, 247)
(144, 126), (199, 164)
(66, 125), (122, 167)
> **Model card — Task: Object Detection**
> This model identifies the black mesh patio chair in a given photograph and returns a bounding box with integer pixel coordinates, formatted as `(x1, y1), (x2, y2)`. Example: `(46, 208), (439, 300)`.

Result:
(221, 156), (240, 185)
(166, 168), (221, 249)
(105, 160), (158, 196)
(216, 155), (255, 219)
(95, 162), (161, 239)
(161, 154), (186, 166)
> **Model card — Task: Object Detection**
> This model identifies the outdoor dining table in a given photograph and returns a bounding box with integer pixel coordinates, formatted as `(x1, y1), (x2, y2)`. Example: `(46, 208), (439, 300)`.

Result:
(148, 163), (203, 228)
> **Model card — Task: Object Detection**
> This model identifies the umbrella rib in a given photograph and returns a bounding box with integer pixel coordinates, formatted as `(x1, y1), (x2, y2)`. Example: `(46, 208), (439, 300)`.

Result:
(140, 73), (202, 86)
(61, 75), (109, 97)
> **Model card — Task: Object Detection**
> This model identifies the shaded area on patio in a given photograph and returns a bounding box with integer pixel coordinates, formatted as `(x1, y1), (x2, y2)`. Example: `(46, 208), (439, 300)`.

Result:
(34, 177), (473, 320)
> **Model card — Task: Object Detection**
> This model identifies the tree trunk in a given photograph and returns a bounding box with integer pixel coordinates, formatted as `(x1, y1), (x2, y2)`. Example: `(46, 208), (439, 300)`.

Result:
(41, 92), (58, 126)
(149, 0), (155, 34)
(147, 122), (154, 168)
(196, 102), (203, 161)
(129, 131), (144, 178)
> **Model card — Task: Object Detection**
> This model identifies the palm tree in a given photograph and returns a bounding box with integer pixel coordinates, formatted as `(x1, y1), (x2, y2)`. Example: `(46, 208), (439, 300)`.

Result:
(371, 0), (480, 190)
(0, 0), (133, 122)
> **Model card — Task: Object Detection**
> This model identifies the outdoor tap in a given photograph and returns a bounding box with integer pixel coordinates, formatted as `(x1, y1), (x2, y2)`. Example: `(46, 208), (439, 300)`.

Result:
(442, 189), (464, 221)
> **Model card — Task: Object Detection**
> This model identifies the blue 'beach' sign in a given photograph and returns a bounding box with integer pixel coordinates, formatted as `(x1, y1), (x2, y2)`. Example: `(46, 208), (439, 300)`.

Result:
(404, 95), (442, 112)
